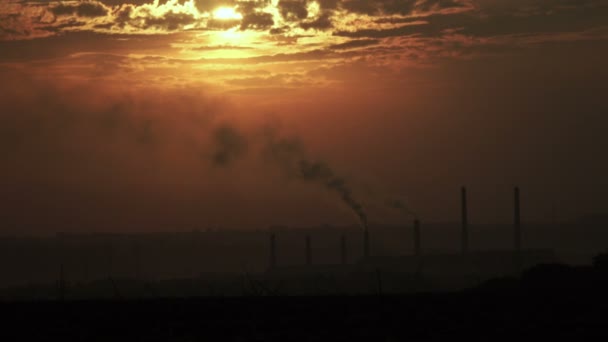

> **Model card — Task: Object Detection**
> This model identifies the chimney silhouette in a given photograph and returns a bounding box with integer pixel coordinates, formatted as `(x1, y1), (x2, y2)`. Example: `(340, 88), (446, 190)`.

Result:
(514, 187), (521, 252)
(363, 228), (370, 259)
(413, 219), (421, 256)
(269, 233), (277, 270)
(340, 235), (347, 265)
(58, 263), (66, 301)
(461, 186), (469, 255)
(305, 235), (312, 266)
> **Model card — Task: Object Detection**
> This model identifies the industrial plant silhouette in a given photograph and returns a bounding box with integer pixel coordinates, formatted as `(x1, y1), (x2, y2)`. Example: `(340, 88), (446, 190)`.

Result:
(1, 186), (607, 341)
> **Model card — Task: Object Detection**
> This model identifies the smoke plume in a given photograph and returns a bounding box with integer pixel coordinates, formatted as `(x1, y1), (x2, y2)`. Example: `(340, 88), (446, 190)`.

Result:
(0, 69), (376, 232)
(263, 129), (368, 228)
(211, 125), (248, 167)
(386, 198), (418, 220)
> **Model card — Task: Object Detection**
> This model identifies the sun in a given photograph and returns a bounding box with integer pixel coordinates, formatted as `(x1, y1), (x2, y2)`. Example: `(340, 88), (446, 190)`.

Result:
(212, 7), (243, 20)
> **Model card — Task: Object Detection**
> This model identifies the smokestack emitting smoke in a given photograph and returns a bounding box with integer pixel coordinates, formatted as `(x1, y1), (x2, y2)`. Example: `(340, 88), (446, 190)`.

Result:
(461, 186), (469, 255)
(264, 132), (368, 228)
(413, 219), (421, 257)
(386, 198), (417, 219)
(269, 233), (277, 270)
(299, 160), (368, 228)
(514, 187), (521, 252)
(341, 235), (347, 265)
(386, 198), (420, 256)
(305, 235), (312, 266)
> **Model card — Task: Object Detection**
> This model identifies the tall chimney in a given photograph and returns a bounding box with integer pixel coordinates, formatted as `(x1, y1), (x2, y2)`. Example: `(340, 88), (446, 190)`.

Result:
(58, 263), (66, 301)
(305, 235), (312, 266)
(340, 235), (347, 265)
(269, 233), (277, 270)
(363, 228), (370, 259)
(514, 187), (521, 252)
(461, 186), (469, 255)
(413, 219), (421, 257)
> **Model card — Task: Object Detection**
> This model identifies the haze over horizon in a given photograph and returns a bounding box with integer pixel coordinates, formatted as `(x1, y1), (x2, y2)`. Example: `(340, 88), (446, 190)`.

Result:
(1, 0), (607, 235)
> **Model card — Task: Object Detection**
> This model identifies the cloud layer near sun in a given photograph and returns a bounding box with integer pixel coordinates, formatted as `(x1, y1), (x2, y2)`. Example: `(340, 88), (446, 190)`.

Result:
(2, 0), (608, 94)
(3, 1), (608, 54)
(3, 0), (474, 39)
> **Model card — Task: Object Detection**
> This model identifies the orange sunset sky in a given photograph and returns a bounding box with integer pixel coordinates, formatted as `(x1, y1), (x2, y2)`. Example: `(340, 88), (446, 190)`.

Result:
(1, 0), (607, 234)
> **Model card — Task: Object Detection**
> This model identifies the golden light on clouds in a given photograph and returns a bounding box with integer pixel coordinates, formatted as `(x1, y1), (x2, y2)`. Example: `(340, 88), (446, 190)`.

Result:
(212, 7), (243, 21)
(1, 0), (607, 93)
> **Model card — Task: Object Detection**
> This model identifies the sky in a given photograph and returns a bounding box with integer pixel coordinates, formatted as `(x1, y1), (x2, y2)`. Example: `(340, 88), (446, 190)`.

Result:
(1, 0), (608, 234)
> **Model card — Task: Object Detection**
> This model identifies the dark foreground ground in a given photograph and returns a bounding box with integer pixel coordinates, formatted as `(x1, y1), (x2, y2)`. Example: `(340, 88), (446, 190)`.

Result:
(4, 259), (608, 341)
(1, 289), (607, 341)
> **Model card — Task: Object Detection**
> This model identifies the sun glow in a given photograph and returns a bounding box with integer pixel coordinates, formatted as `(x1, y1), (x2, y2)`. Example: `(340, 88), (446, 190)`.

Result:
(213, 7), (243, 20)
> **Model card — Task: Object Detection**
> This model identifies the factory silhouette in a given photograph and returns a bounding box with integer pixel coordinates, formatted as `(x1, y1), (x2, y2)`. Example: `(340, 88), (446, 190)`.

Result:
(268, 186), (549, 274)
(258, 186), (556, 296)
(2, 186), (608, 342)
(3, 185), (605, 299)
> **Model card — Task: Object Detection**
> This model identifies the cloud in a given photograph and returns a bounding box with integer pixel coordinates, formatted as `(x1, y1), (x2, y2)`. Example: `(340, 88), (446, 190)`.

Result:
(50, 1), (110, 18)
(192, 44), (254, 50)
(335, 4), (608, 40)
(300, 13), (333, 30)
(341, 0), (417, 16)
(240, 12), (274, 30)
(415, 0), (468, 12)
(0, 31), (180, 62)
(278, 0), (308, 21)
(195, 0), (237, 12)
(318, 0), (339, 10)
(141, 11), (197, 30)
(329, 38), (380, 50)
(199, 48), (344, 64)
(334, 22), (434, 39)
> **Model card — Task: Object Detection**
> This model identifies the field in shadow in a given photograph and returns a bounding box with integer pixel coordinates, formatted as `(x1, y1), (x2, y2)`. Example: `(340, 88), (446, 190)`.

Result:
(2, 258), (608, 341)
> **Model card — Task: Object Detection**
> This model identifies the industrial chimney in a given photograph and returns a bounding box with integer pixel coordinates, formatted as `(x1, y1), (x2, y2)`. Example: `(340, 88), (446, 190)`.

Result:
(58, 263), (66, 301)
(269, 233), (277, 270)
(363, 228), (370, 259)
(340, 235), (347, 265)
(461, 186), (469, 255)
(413, 219), (421, 257)
(514, 187), (521, 253)
(305, 235), (312, 266)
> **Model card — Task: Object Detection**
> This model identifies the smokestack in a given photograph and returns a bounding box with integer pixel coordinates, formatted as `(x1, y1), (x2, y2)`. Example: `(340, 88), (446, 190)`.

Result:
(269, 233), (277, 270)
(413, 219), (421, 257)
(461, 186), (469, 255)
(58, 263), (66, 301)
(363, 228), (370, 259)
(305, 235), (312, 266)
(340, 235), (347, 265)
(514, 187), (521, 252)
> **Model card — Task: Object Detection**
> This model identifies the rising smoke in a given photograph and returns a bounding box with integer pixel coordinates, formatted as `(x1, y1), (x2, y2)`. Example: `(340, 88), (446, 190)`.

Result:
(211, 124), (248, 167)
(262, 128), (368, 228)
(0, 70), (373, 231)
(386, 198), (418, 221)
